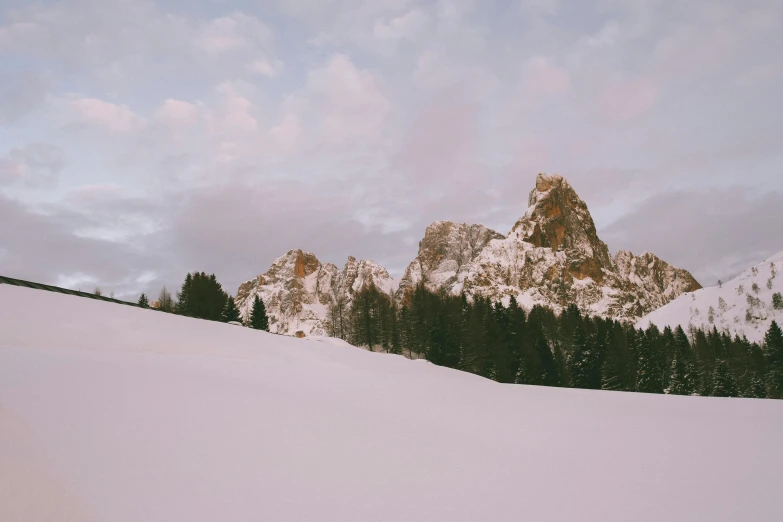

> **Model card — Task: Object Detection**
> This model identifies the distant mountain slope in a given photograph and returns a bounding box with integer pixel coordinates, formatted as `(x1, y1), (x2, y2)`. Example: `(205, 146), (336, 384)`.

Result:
(398, 173), (701, 321)
(2, 284), (783, 521)
(235, 249), (396, 336)
(638, 251), (783, 343)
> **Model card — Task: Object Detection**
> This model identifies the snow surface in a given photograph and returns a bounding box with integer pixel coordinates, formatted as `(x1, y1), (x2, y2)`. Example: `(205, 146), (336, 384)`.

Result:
(638, 251), (783, 342)
(2, 284), (783, 522)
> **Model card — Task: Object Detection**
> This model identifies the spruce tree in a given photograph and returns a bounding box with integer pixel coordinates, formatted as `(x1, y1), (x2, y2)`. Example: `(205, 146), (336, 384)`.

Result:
(766, 321), (783, 361)
(569, 330), (601, 389)
(764, 321), (783, 398)
(138, 293), (149, 308)
(175, 272), (227, 320)
(668, 354), (695, 395)
(745, 376), (767, 399)
(635, 333), (663, 394)
(250, 295), (270, 331)
(669, 326), (697, 395)
(711, 360), (739, 397)
(221, 296), (241, 323)
(601, 326), (630, 391)
(177, 273), (193, 315)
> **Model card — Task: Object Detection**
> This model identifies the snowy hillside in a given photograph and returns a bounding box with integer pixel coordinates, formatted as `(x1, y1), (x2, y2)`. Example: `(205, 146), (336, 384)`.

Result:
(638, 251), (783, 343)
(2, 284), (783, 522)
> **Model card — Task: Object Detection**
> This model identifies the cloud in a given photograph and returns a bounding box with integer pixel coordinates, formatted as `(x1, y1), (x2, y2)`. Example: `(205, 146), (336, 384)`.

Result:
(247, 58), (284, 77)
(373, 8), (429, 41)
(0, 72), (48, 124)
(167, 180), (415, 289)
(601, 187), (783, 284)
(195, 11), (277, 59)
(598, 76), (660, 123)
(413, 50), (499, 102)
(521, 56), (570, 95)
(1, 0), (781, 300)
(69, 98), (145, 132)
(154, 99), (200, 127)
(0, 143), (65, 186)
(305, 54), (391, 142)
(0, 193), (161, 296)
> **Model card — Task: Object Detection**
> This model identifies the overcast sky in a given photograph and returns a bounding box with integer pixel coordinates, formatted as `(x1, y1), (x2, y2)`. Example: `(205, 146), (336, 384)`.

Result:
(2, 0), (782, 299)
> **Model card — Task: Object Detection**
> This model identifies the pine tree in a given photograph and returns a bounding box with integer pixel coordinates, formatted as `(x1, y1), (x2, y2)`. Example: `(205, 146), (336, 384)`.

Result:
(221, 296), (241, 323)
(177, 273), (193, 315)
(668, 353), (696, 395)
(635, 333), (663, 394)
(671, 326), (697, 394)
(745, 376), (767, 399)
(711, 360), (739, 397)
(137, 293), (149, 308)
(773, 292), (783, 310)
(569, 330), (601, 389)
(173, 272), (228, 320)
(250, 295), (270, 331)
(764, 321), (783, 398)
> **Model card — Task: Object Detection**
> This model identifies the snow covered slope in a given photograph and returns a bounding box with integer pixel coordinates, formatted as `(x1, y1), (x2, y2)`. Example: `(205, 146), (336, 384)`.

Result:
(2, 284), (783, 522)
(638, 251), (783, 343)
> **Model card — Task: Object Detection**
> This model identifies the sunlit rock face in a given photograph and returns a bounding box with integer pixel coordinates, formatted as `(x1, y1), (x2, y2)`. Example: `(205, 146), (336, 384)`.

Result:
(396, 221), (505, 301)
(398, 173), (701, 321)
(236, 250), (396, 336)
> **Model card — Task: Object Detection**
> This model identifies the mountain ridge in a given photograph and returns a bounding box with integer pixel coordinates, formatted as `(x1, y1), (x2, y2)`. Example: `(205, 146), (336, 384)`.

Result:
(237, 173), (702, 335)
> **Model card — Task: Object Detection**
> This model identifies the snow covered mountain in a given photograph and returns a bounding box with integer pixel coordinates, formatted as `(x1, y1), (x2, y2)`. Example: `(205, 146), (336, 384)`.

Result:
(238, 174), (701, 337)
(398, 173), (701, 321)
(396, 220), (504, 298)
(235, 249), (396, 336)
(638, 251), (783, 343)
(2, 284), (783, 521)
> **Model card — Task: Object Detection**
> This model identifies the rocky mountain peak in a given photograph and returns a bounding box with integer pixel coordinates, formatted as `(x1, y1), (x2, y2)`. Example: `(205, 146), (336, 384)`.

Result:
(397, 220), (505, 300)
(531, 172), (559, 201)
(511, 173), (612, 281)
(236, 250), (396, 336)
(400, 173), (701, 321)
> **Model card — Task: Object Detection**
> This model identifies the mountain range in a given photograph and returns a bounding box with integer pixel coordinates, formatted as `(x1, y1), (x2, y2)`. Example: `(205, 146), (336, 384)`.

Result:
(236, 173), (709, 336)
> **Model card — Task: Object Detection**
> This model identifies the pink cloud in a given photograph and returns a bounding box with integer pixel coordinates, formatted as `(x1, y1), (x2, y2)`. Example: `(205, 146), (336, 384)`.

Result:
(70, 98), (144, 132)
(523, 56), (570, 95)
(307, 54), (391, 142)
(393, 105), (478, 187)
(155, 99), (199, 126)
(598, 76), (660, 123)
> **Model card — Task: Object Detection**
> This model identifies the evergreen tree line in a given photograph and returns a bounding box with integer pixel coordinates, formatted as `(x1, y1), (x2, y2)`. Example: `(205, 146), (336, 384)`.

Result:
(332, 283), (783, 399)
(136, 272), (269, 331)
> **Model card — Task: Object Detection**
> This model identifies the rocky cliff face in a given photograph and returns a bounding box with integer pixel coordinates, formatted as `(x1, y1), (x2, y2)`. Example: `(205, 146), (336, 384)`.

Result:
(396, 221), (505, 298)
(397, 173), (701, 321)
(236, 250), (396, 336)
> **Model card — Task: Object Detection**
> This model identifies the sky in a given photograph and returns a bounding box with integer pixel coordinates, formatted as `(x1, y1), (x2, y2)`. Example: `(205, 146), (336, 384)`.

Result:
(1, 0), (782, 300)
